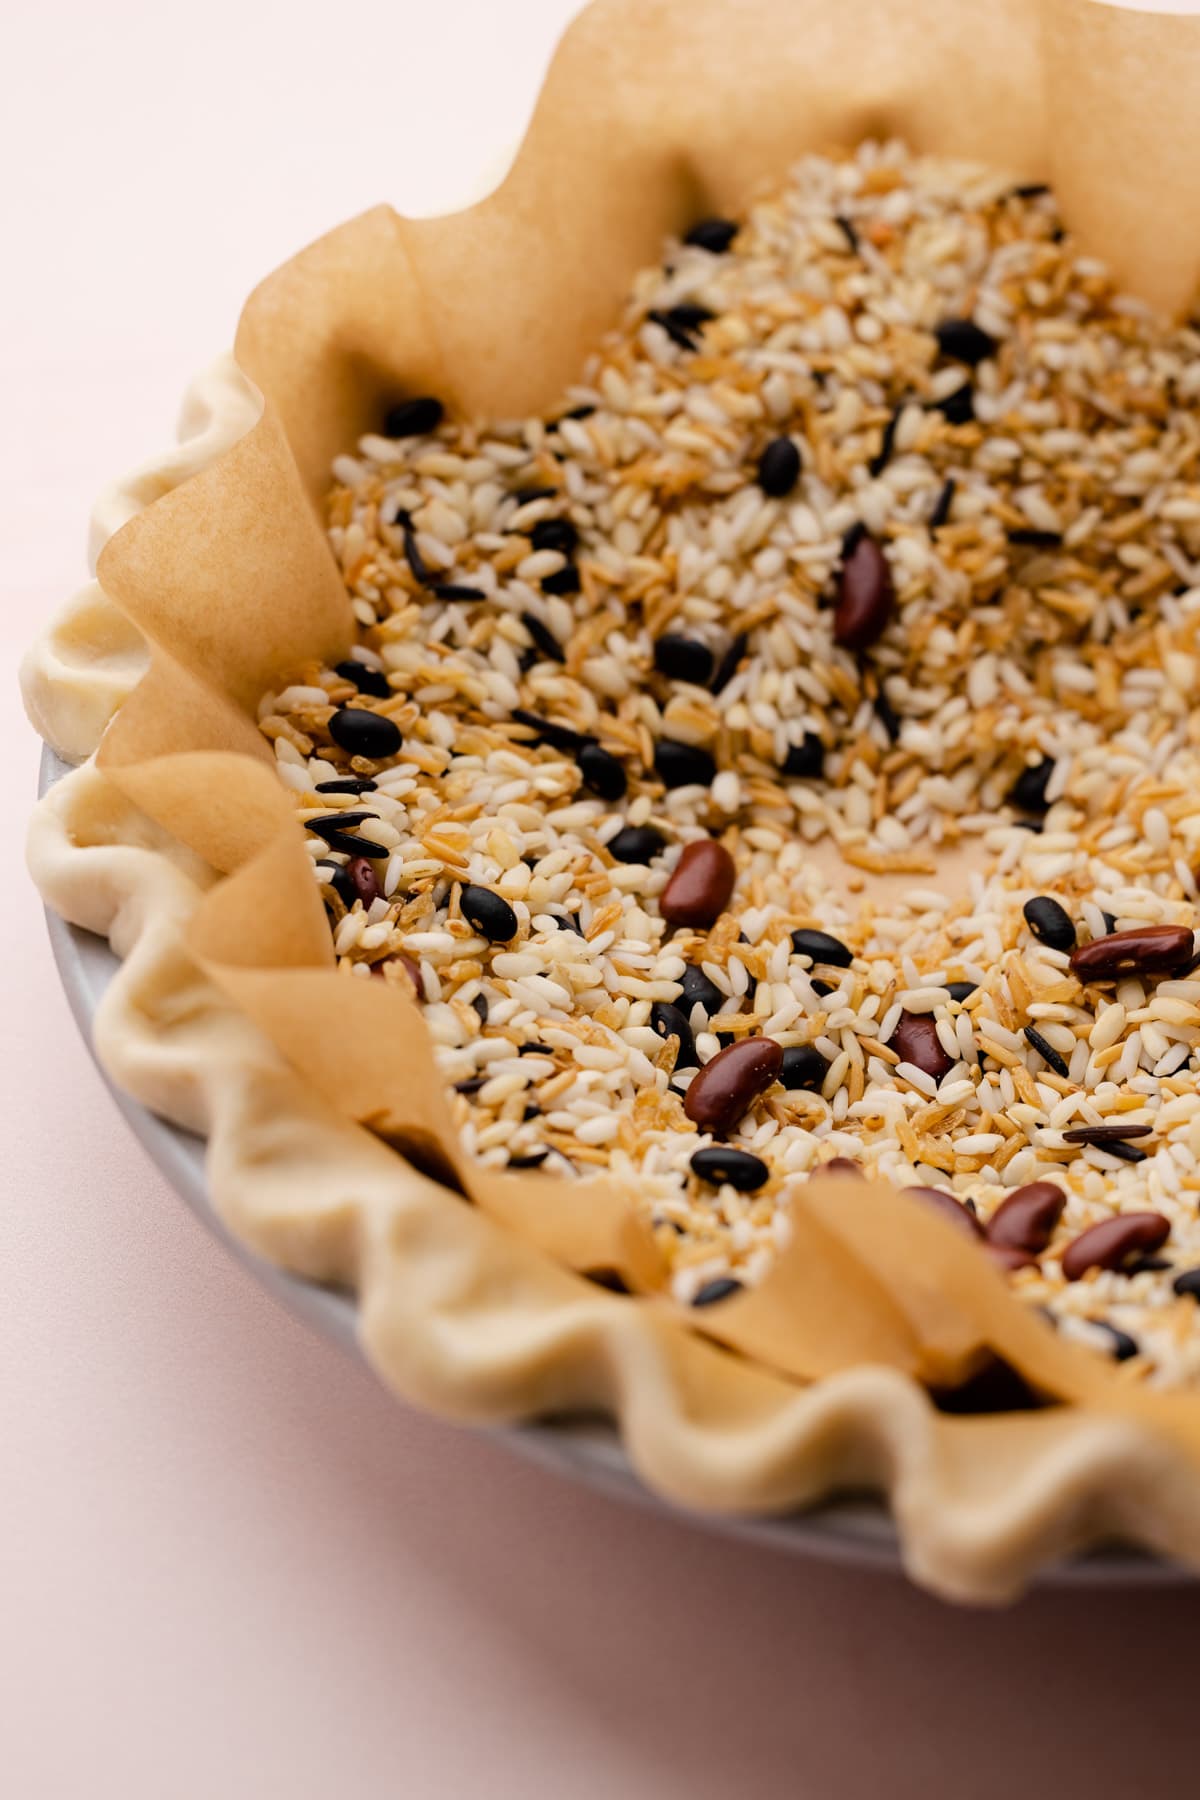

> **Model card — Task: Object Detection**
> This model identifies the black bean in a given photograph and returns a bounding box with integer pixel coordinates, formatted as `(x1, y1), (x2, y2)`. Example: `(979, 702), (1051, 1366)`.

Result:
(874, 687), (902, 743)
(1011, 181), (1050, 199)
(1008, 527), (1063, 548)
(554, 911), (585, 935)
(471, 993), (489, 1025)
(328, 707), (402, 760)
(529, 516), (578, 556)
(667, 302), (715, 332)
(781, 733), (825, 780)
(560, 403), (596, 422)
(811, 980), (835, 998)
(315, 828), (390, 859)
(655, 740), (717, 789)
(779, 1044), (830, 1091)
(305, 810), (379, 842)
(541, 563), (582, 596)
(314, 777), (378, 794)
(650, 1001), (698, 1071)
(679, 964), (724, 1018)
(432, 582), (487, 602)
(510, 708), (592, 752)
(757, 436), (801, 498)
(509, 1151), (550, 1170)
(607, 825), (667, 864)
(334, 659), (390, 699)
(1009, 757), (1055, 813)
(519, 612), (565, 664)
(929, 477), (957, 530)
(932, 385), (974, 425)
(691, 1276), (744, 1307)
(309, 824), (390, 864)
(320, 863), (357, 910)
(1091, 1320), (1139, 1363)
(933, 1358), (1042, 1415)
(1023, 896), (1076, 951)
(460, 884), (519, 943)
(581, 1269), (630, 1298)
(383, 396), (443, 437)
(576, 743), (627, 801)
(455, 1076), (487, 1096)
(648, 303), (714, 349)
(1062, 1123), (1152, 1146)
(1016, 820), (1044, 834)
(394, 510), (432, 585)
(709, 632), (748, 695)
(946, 981), (977, 1003)
(522, 1104), (540, 1121)
(1023, 1025), (1070, 1078)
(690, 1147), (770, 1192)
(512, 485), (559, 506)
(790, 927), (853, 968)
(934, 318), (998, 366)
(1102, 912), (1118, 934)
(833, 213), (859, 252)
(516, 1041), (551, 1056)
(683, 217), (738, 253)
(1098, 1140), (1150, 1165)
(653, 634), (715, 685)
(1173, 1268), (1200, 1301)
(868, 405), (903, 478)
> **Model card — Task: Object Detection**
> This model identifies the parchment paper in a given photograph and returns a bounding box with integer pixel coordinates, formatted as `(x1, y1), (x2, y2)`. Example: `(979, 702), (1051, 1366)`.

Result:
(84, 0), (1200, 1445)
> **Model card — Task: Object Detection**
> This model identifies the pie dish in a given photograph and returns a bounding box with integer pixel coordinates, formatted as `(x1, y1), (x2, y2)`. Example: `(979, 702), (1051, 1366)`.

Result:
(24, 0), (1200, 1601)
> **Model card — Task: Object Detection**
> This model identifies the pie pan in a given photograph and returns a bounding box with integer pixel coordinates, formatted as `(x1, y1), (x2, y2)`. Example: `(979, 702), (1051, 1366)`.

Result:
(25, 0), (1200, 1602)
(40, 743), (1188, 1590)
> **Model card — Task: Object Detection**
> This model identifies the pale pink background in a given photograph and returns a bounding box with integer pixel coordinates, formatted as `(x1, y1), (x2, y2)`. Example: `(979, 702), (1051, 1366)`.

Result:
(4, 4), (1199, 1795)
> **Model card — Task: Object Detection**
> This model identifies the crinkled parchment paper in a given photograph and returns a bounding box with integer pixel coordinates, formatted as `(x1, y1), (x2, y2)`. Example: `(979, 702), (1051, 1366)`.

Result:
(24, 0), (1200, 1598)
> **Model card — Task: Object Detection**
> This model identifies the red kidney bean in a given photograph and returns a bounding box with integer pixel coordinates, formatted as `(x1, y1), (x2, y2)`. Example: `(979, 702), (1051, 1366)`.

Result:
(906, 1185), (984, 1238)
(347, 855), (381, 905)
(660, 839), (737, 929)
(683, 1037), (783, 1137)
(1069, 925), (1195, 983)
(834, 532), (895, 651)
(987, 1243), (1038, 1272)
(986, 1181), (1066, 1255)
(397, 953), (424, 999)
(1060, 1211), (1170, 1282)
(889, 1011), (955, 1083)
